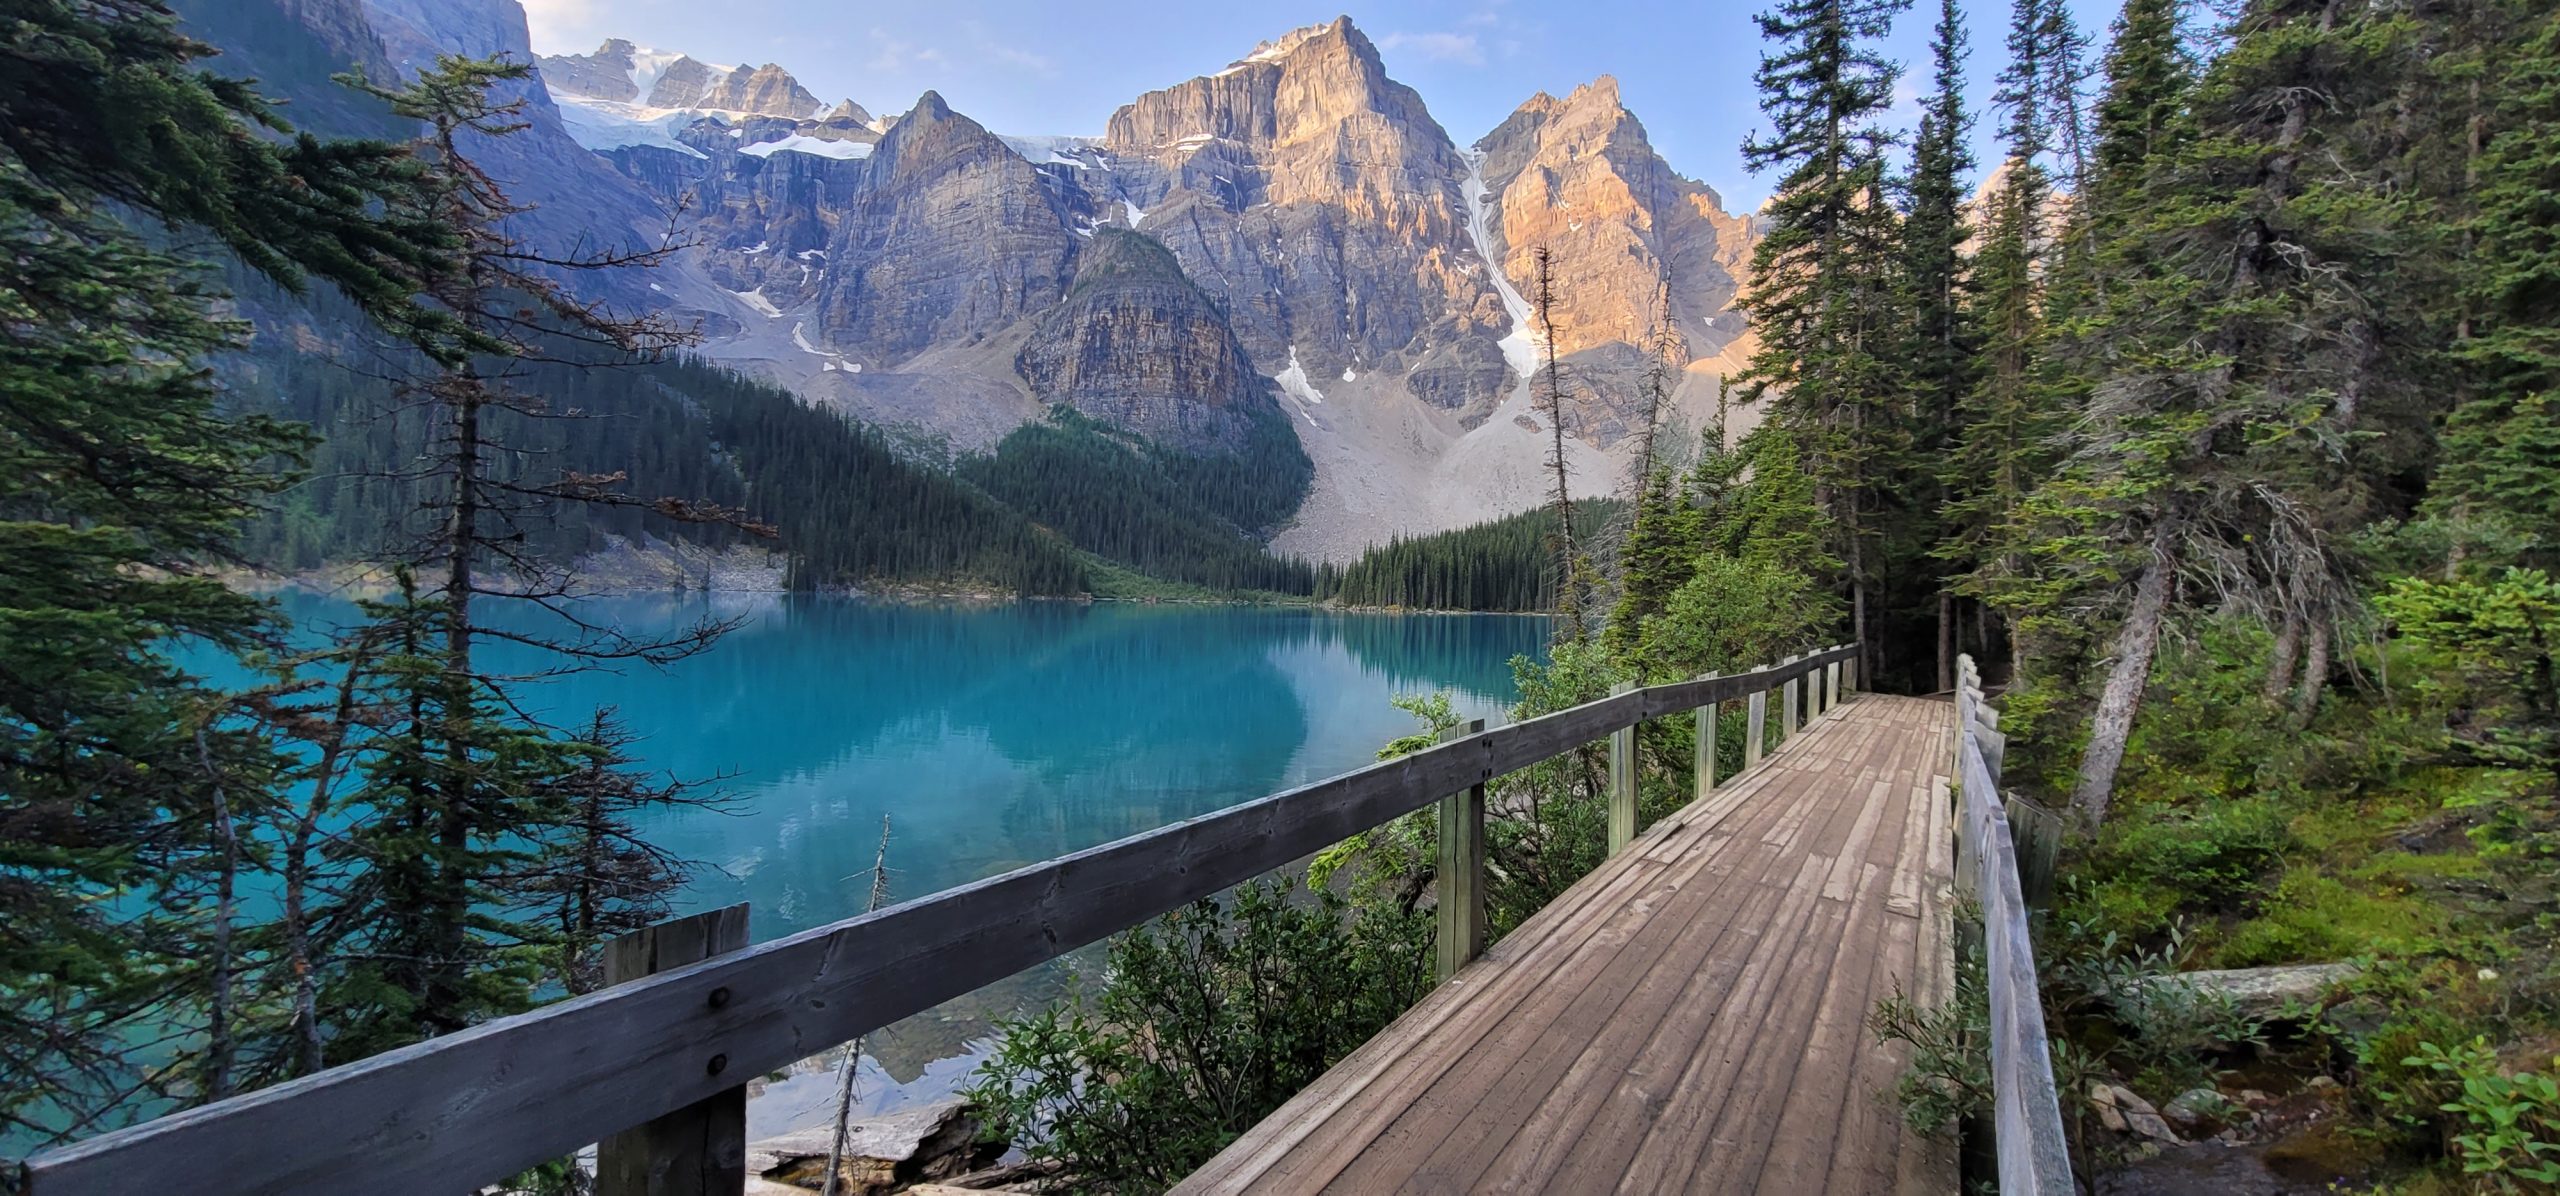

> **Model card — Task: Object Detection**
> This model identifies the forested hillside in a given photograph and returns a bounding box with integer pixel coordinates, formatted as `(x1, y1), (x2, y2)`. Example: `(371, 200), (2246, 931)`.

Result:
(1319, 503), (1623, 612)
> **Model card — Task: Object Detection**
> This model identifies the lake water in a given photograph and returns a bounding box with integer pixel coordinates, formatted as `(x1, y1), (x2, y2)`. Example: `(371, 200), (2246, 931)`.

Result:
(256, 592), (1549, 1129)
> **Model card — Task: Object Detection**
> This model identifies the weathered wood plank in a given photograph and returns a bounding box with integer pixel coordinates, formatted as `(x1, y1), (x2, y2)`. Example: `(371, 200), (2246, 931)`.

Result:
(1434, 719), (1489, 984)
(1782, 653), (1803, 740)
(1179, 697), (1956, 1196)
(597, 905), (751, 1196)
(1957, 656), (2076, 1196)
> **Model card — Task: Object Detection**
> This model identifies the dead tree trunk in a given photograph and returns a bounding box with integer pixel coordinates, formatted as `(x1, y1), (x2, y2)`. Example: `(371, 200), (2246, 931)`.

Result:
(2073, 519), (2179, 824)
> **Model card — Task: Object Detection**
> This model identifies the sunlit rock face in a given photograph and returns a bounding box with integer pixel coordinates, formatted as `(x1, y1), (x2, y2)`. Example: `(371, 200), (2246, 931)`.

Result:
(1100, 17), (1500, 404)
(1473, 77), (1757, 446)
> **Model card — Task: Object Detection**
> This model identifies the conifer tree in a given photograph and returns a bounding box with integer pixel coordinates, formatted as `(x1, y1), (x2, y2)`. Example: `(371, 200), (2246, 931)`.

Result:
(1942, 0), (2067, 685)
(1735, 0), (1913, 672)
(2023, 0), (2435, 820)
(1899, 0), (1975, 690)
(0, 0), (457, 1139)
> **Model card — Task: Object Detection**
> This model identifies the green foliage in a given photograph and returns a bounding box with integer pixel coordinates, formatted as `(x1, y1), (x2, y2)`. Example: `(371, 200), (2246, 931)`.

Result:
(957, 405), (1316, 595)
(1325, 502), (1622, 612)
(2052, 923), (2267, 1095)
(2406, 1038), (2560, 1189)
(1868, 948), (1991, 1138)
(2379, 569), (2560, 784)
(967, 879), (1428, 1193)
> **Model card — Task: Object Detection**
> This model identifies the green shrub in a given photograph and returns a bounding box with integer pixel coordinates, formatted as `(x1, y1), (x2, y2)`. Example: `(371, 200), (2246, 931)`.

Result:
(967, 878), (1428, 1192)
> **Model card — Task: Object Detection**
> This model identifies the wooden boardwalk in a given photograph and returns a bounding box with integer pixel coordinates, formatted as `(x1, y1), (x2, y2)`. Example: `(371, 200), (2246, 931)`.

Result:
(1177, 693), (1960, 1196)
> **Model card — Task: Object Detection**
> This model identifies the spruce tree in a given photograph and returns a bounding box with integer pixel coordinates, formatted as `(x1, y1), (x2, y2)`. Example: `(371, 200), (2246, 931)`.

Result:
(0, 0), (454, 1140)
(2023, 0), (2438, 820)
(1735, 0), (1912, 676)
(1899, 0), (1975, 690)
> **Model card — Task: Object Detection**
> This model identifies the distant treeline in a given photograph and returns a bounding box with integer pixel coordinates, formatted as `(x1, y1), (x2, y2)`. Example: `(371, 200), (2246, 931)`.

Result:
(238, 340), (1329, 598)
(1317, 503), (1624, 612)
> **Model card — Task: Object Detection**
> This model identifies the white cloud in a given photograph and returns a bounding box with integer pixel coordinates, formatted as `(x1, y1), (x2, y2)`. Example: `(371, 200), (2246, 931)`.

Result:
(517, 0), (601, 54)
(1887, 77), (1923, 124)
(960, 20), (1059, 78)
(1377, 31), (1486, 66)
(865, 28), (947, 74)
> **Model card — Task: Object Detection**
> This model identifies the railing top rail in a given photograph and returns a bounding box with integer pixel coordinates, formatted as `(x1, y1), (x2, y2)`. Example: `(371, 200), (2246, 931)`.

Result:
(20, 644), (1865, 1195)
(1952, 656), (2075, 1196)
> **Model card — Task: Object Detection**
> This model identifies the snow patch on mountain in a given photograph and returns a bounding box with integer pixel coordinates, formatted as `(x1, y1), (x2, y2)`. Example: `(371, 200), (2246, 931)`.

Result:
(553, 94), (711, 157)
(741, 134), (873, 160)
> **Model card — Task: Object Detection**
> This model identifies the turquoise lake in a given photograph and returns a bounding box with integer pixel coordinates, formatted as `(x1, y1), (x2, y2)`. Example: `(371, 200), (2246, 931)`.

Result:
(253, 593), (1550, 1128)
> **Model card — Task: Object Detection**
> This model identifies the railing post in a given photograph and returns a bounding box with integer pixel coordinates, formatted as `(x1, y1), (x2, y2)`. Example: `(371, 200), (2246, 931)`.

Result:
(1745, 667), (1769, 769)
(1434, 718), (1489, 982)
(1826, 656), (1842, 713)
(1780, 653), (1802, 741)
(597, 903), (751, 1196)
(1608, 681), (1639, 855)
(1846, 651), (1860, 694)
(1695, 672), (1720, 798)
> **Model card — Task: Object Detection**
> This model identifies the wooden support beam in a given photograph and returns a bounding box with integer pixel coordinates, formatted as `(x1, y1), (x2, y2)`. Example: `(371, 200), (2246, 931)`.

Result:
(597, 904), (751, 1196)
(1608, 681), (1638, 855)
(1780, 653), (1802, 740)
(1745, 674), (1768, 770)
(1826, 659), (1842, 713)
(2005, 794), (2064, 908)
(1434, 718), (1489, 982)
(1694, 673), (1719, 799)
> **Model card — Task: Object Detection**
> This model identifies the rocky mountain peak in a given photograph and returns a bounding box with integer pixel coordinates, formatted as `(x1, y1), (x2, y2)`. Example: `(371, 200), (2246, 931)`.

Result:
(703, 63), (821, 118)
(1469, 76), (1756, 442)
(538, 40), (826, 118)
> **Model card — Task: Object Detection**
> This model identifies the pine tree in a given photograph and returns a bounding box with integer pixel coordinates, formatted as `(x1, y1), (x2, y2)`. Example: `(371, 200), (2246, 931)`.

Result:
(2023, 0), (2439, 820)
(1942, 0), (2068, 687)
(1899, 0), (1975, 691)
(0, 0), (457, 1140)
(1735, 0), (1913, 674)
(274, 57), (764, 1071)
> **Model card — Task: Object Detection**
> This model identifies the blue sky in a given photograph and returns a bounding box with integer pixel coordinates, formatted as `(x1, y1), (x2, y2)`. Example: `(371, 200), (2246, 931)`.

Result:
(518, 0), (2126, 210)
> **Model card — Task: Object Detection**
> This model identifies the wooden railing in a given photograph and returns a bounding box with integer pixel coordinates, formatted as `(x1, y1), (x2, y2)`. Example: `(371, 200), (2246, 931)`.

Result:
(15, 644), (1863, 1195)
(1951, 654), (2074, 1195)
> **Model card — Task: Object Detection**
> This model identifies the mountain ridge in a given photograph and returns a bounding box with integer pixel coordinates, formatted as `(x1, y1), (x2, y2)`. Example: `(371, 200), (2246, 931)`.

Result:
(250, 4), (1761, 562)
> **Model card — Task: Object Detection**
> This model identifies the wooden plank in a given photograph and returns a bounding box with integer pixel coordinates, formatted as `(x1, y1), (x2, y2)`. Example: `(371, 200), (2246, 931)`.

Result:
(1956, 656), (2075, 1196)
(1495, 737), (1884, 1193)
(1184, 805), (1752, 1192)
(1609, 681), (1639, 856)
(1750, 716), (1928, 1193)
(2006, 793), (2063, 907)
(1183, 698), (1958, 1196)
(1410, 755), (1855, 1190)
(598, 905), (751, 1196)
(1435, 719), (1489, 983)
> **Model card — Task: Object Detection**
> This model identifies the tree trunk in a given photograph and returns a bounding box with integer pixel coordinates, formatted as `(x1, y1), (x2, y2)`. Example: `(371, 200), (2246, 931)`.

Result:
(2074, 521), (2178, 824)
(2291, 618), (2330, 725)
(1937, 591), (1955, 694)
(2262, 608), (2302, 703)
